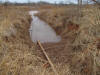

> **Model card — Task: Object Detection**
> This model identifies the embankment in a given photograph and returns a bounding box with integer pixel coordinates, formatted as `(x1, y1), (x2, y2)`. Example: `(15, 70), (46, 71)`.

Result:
(0, 6), (42, 75)
(36, 5), (100, 75)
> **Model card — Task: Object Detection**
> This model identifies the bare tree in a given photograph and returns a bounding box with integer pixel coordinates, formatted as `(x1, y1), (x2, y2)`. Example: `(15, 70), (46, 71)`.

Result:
(92, 0), (100, 3)
(28, 0), (30, 4)
(78, 0), (82, 6)
(78, 0), (82, 20)
(4, 0), (9, 6)
(0, 0), (2, 3)
(87, 0), (89, 4)
(82, 0), (89, 5)
(92, 0), (100, 5)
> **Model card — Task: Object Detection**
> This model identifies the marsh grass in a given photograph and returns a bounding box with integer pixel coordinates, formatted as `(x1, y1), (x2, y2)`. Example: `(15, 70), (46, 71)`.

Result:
(0, 5), (100, 75)
(36, 4), (100, 75)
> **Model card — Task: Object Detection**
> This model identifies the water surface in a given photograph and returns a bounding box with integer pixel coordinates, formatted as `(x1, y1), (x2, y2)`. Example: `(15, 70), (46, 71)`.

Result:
(29, 11), (61, 43)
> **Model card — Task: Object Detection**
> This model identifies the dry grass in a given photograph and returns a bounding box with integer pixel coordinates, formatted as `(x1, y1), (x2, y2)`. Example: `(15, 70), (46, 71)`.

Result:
(37, 5), (100, 75)
(0, 5), (44, 75)
(0, 4), (100, 75)
(36, 6), (80, 35)
(0, 5), (74, 75)
(72, 5), (100, 75)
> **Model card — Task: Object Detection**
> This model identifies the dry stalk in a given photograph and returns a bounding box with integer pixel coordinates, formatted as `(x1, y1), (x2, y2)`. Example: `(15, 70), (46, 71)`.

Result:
(37, 40), (59, 75)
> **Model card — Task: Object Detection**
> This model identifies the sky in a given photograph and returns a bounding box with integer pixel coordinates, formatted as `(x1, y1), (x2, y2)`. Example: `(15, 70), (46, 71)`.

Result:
(3, 0), (78, 4)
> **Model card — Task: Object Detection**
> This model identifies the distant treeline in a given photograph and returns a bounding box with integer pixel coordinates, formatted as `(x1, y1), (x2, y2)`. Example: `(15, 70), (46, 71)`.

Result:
(0, 1), (76, 6)
(0, 0), (100, 6)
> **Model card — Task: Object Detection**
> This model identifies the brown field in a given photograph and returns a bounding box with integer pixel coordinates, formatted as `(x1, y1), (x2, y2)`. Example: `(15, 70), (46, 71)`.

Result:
(0, 4), (100, 75)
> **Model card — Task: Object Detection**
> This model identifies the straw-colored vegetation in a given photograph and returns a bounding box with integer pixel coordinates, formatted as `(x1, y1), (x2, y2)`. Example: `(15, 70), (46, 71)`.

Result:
(0, 6), (43, 75)
(37, 5), (100, 75)
(0, 4), (100, 75)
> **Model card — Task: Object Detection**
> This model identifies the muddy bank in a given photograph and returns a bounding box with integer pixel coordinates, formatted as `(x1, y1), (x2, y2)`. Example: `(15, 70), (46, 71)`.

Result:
(36, 7), (79, 36)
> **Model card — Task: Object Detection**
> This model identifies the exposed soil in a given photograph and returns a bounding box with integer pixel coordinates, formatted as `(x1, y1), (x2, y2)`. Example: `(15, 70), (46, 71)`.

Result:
(36, 39), (70, 63)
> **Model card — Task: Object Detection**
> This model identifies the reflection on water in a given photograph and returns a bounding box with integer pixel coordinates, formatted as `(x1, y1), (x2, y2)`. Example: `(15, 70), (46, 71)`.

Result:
(29, 11), (61, 43)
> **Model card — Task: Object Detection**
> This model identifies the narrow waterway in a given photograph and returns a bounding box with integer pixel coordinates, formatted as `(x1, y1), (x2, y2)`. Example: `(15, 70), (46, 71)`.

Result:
(29, 11), (61, 43)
